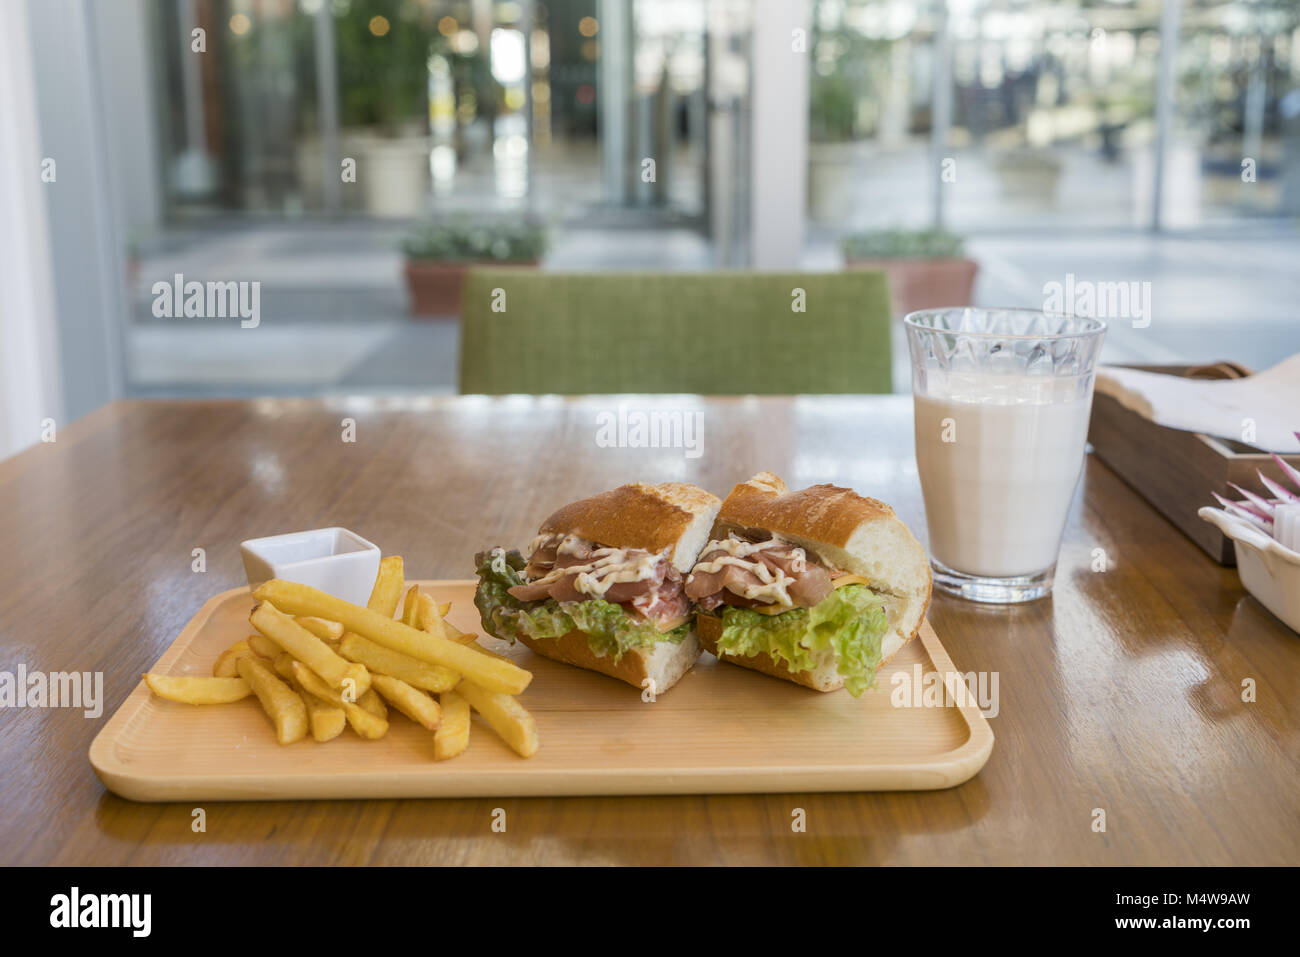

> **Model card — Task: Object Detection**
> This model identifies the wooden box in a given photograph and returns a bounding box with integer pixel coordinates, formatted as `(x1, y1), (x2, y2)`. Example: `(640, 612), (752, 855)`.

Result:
(1087, 362), (1300, 566)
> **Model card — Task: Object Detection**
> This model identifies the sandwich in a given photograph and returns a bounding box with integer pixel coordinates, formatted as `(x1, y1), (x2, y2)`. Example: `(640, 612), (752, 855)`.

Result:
(686, 472), (931, 695)
(473, 481), (722, 693)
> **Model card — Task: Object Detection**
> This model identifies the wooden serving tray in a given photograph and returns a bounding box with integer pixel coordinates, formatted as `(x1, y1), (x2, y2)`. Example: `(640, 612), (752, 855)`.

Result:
(89, 581), (994, 801)
(1088, 362), (1300, 566)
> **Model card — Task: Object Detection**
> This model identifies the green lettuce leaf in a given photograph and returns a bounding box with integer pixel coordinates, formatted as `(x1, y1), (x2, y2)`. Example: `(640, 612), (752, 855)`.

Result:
(473, 547), (529, 637)
(563, 599), (690, 660)
(473, 547), (689, 661)
(712, 585), (888, 696)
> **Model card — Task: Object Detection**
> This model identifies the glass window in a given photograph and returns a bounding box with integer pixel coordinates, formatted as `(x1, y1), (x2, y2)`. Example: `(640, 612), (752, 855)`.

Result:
(154, 0), (322, 215)
(1172, 0), (1300, 227)
(807, 0), (944, 230)
(945, 0), (1162, 231)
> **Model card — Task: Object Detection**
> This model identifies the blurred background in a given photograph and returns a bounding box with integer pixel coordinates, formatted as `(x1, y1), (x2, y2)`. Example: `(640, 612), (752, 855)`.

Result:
(2, 0), (1299, 457)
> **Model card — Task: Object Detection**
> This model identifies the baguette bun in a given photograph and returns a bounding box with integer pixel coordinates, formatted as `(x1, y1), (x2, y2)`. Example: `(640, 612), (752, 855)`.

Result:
(518, 629), (701, 693)
(700, 472), (932, 692)
(538, 482), (721, 573)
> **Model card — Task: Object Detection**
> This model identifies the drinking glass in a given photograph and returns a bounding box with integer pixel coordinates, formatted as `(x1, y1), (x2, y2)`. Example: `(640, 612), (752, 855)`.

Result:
(905, 308), (1107, 603)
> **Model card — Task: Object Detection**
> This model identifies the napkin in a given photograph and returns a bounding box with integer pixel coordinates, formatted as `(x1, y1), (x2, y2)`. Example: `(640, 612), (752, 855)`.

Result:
(1094, 355), (1300, 453)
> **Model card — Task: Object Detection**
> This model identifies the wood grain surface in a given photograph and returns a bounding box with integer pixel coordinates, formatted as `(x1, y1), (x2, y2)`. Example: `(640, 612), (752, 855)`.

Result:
(1, 396), (1297, 865)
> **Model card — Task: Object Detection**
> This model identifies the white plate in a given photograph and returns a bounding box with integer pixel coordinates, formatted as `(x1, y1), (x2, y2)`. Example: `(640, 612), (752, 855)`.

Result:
(1199, 507), (1300, 635)
(240, 527), (381, 607)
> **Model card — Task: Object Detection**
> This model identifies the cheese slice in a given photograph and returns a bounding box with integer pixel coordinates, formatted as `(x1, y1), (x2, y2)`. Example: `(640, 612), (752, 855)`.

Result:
(831, 574), (872, 589)
(654, 612), (692, 633)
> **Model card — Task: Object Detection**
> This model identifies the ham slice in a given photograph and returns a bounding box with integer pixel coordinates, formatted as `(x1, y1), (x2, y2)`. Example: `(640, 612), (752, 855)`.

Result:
(507, 534), (688, 629)
(686, 538), (834, 611)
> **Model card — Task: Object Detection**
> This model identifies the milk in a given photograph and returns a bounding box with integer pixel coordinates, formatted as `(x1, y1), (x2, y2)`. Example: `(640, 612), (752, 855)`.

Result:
(913, 374), (1093, 578)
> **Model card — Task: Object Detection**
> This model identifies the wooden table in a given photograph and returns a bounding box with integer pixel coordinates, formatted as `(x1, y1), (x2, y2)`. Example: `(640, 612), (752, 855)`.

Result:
(1, 396), (1296, 866)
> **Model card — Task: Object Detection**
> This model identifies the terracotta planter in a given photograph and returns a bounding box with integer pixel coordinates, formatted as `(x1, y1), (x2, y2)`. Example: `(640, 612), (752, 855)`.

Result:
(846, 257), (979, 319)
(403, 260), (537, 317)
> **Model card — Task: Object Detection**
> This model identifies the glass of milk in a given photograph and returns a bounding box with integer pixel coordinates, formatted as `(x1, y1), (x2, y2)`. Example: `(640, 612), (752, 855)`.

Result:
(905, 308), (1107, 603)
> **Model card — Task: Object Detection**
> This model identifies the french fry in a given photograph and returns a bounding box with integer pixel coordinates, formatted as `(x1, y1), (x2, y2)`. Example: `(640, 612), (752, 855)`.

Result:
(371, 675), (442, 730)
(418, 595), (480, 677)
(324, 556), (405, 702)
(302, 691), (346, 743)
(294, 616), (343, 641)
(456, 682), (539, 758)
(435, 691), (470, 761)
(237, 657), (308, 745)
(358, 688), (387, 719)
(440, 617), (511, 662)
(441, 619), (480, 645)
(472, 640), (513, 663)
(343, 706), (389, 742)
(213, 639), (253, 677)
(247, 632), (280, 660)
(250, 601), (370, 696)
(254, 580), (531, 695)
(367, 556), (405, 617)
(291, 661), (388, 740)
(401, 584), (422, 628)
(417, 591), (447, 638)
(271, 653), (345, 742)
(337, 633), (459, 693)
(272, 651), (296, 682)
(149, 569), (534, 759)
(144, 674), (251, 704)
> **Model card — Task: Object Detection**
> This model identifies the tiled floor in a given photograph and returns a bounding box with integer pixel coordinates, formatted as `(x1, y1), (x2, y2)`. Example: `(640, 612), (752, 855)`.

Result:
(126, 222), (1300, 397)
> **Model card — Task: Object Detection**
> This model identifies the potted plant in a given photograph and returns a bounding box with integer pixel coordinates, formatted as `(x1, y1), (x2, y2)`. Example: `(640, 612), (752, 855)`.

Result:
(806, 25), (887, 222)
(807, 69), (861, 219)
(293, 4), (495, 216)
(841, 229), (978, 318)
(401, 218), (548, 317)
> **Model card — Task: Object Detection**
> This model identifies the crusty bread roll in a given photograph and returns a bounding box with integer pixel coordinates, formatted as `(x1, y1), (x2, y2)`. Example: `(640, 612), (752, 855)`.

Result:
(513, 481), (721, 691)
(537, 481), (721, 574)
(518, 629), (702, 694)
(700, 471), (932, 692)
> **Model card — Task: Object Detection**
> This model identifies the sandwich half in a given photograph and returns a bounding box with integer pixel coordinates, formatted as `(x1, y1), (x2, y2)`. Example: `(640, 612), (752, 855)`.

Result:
(473, 481), (721, 693)
(687, 472), (931, 695)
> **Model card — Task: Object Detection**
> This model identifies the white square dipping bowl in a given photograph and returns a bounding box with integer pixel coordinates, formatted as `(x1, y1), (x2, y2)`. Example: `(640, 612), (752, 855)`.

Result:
(240, 527), (380, 607)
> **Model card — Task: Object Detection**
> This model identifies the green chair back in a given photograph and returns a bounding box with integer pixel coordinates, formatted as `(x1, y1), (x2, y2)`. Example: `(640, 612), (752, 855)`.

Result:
(458, 270), (892, 394)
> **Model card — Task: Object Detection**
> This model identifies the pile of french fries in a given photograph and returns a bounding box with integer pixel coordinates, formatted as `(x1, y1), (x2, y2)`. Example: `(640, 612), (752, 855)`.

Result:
(142, 557), (538, 759)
